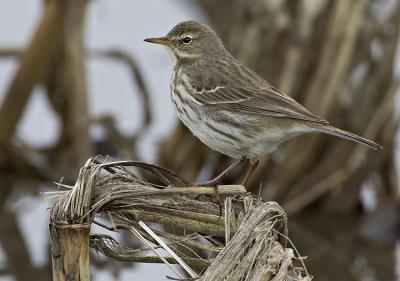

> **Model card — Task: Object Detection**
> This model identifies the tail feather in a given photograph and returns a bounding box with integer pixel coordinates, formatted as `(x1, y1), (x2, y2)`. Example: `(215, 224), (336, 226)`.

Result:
(315, 125), (382, 150)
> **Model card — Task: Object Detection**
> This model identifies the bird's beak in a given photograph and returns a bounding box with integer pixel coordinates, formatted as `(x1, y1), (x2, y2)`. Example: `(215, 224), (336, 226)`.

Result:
(144, 37), (172, 46)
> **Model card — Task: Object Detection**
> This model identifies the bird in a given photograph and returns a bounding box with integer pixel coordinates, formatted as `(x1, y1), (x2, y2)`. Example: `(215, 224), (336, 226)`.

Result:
(144, 21), (382, 186)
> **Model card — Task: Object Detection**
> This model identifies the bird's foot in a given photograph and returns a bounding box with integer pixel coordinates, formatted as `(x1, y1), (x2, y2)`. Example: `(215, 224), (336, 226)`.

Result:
(241, 158), (260, 186)
(192, 179), (222, 217)
(191, 156), (247, 190)
(192, 178), (220, 187)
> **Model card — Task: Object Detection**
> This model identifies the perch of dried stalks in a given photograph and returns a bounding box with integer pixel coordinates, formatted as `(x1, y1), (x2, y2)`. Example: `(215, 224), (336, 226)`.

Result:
(48, 157), (310, 280)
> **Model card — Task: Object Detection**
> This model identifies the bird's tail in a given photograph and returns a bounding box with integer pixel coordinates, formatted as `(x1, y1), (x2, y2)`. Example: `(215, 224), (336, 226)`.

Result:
(314, 125), (382, 150)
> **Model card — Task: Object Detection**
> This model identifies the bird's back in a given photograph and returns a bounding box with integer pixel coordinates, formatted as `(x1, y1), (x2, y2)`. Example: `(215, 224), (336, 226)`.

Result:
(178, 56), (329, 125)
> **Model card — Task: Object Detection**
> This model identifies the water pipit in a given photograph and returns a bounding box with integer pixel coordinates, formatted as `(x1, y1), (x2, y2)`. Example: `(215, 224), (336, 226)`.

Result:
(145, 21), (382, 186)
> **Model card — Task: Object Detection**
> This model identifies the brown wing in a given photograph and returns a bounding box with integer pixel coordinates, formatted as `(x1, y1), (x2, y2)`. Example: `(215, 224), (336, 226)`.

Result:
(189, 84), (329, 124)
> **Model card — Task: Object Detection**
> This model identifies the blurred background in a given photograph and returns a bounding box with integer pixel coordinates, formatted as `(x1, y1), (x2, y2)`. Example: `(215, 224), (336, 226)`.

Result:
(0, 0), (399, 280)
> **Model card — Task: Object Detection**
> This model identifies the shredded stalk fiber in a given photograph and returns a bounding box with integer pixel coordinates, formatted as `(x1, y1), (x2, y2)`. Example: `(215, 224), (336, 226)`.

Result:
(48, 157), (311, 280)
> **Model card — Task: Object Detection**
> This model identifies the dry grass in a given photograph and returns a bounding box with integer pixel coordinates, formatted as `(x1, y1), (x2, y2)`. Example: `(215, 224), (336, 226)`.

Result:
(48, 157), (311, 280)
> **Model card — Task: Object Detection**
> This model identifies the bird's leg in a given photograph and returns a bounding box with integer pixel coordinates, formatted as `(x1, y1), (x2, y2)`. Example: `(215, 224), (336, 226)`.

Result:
(241, 158), (260, 186)
(192, 156), (246, 188)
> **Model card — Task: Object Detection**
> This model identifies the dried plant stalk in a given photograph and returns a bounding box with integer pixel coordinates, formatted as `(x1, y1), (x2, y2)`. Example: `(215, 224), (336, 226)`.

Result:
(50, 224), (90, 281)
(48, 157), (310, 281)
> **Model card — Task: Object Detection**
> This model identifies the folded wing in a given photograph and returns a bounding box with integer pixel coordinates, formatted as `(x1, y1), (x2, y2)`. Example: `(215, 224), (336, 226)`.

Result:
(189, 83), (329, 124)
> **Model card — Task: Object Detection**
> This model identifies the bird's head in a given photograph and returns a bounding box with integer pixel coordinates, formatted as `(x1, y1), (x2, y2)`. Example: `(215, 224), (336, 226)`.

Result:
(144, 21), (227, 62)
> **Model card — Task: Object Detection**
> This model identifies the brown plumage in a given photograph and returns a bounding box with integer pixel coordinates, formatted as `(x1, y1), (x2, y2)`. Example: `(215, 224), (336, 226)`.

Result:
(145, 21), (382, 185)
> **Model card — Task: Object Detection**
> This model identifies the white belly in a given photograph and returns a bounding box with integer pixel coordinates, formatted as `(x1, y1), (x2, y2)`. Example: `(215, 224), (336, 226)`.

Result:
(170, 70), (311, 159)
(170, 76), (247, 157)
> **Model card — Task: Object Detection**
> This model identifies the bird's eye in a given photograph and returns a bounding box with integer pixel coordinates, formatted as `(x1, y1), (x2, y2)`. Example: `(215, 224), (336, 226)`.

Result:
(182, 36), (192, 44)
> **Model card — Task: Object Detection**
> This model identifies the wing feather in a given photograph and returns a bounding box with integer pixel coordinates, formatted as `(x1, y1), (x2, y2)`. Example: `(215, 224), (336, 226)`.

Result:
(181, 60), (328, 124)
(189, 84), (328, 124)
